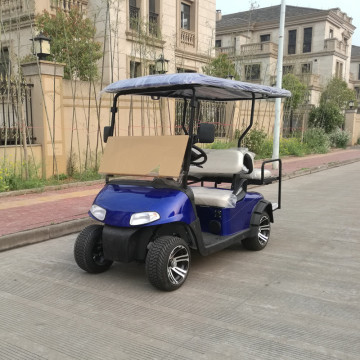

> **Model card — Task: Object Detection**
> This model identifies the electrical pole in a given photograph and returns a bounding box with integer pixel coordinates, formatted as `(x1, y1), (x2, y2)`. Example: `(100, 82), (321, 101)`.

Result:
(272, 0), (286, 169)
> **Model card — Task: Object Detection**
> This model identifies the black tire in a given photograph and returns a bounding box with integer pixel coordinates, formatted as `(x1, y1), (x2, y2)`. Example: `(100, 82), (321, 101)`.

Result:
(146, 236), (190, 291)
(242, 211), (271, 251)
(74, 225), (113, 273)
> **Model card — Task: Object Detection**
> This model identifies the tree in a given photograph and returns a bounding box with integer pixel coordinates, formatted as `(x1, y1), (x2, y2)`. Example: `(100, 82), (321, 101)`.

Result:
(202, 53), (239, 79)
(308, 103), (344, 133)
(35, 8), (103, 81)
(320, 77), (356, 111)
(282, 73), (307, 133)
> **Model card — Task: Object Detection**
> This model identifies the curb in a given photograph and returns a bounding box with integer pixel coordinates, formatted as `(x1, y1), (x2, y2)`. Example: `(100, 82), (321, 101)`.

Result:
(1, 156), (359, 252)
(282, 156), (360, 180)
(0, 218), (97, 252)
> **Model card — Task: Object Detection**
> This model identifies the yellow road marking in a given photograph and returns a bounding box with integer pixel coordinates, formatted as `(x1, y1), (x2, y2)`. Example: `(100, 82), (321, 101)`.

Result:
(0, 188), (100, 211)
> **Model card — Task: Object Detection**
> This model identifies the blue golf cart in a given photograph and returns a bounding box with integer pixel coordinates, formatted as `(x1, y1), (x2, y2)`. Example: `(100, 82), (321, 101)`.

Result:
(74, 73), (291, 291)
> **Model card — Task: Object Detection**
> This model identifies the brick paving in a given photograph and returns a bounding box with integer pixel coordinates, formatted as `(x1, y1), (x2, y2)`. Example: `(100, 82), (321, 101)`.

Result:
(0, 148), (359, 238)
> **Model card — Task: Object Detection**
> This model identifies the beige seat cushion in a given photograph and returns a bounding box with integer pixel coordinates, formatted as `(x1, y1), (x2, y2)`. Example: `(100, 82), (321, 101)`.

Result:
(190, 187), (237, 208)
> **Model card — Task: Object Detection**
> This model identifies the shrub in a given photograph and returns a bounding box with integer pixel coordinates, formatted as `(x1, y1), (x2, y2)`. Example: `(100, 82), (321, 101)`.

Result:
(303, 128), (330, 154)
(357, 138), (360, 145)
(308, 103), (344, 133)
(280, 137), (308, 157)
(241, 129), (267, 154)
(329, 128), (350, 148)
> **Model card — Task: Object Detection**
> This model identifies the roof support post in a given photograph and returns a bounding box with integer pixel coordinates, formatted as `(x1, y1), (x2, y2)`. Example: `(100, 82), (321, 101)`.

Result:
(182, 89), (197, 187)
(110, 93), (120, 136)
(238, 93), (255, 147)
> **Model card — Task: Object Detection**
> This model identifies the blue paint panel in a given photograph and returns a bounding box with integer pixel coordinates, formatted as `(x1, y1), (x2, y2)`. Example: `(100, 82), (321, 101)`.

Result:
(196, 192), (263, 236)
(92, 184), (196, 227)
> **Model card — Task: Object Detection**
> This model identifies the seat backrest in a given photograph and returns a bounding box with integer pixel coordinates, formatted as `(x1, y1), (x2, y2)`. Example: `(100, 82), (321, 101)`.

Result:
(189, 148), (253, 178)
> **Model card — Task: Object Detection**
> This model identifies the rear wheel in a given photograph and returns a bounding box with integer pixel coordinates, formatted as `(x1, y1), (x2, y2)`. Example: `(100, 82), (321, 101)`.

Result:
(242, 211), (271, 251)
(146, 236), (190, 291)
(74, 225), (113, 273)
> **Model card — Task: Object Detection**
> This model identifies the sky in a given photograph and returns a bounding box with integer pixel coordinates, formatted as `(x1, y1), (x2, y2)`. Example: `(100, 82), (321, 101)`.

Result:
(216, 0), (360, 46)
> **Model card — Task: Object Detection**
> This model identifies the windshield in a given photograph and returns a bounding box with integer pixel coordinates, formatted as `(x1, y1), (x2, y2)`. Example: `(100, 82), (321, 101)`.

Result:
(98, 135), (189, 179)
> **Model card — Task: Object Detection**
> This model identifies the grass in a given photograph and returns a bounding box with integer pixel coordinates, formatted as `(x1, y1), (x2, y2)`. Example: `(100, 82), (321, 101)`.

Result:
(0, 161), (103, 193)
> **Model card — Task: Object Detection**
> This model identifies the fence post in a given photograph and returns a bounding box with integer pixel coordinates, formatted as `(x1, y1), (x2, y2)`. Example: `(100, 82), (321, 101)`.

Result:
(21, 60), (66, 178)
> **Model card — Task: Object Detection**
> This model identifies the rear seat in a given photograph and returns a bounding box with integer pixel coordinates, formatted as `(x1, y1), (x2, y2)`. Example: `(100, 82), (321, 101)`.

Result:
(189, 148), (273, 208)
(189, 148), (272, 181)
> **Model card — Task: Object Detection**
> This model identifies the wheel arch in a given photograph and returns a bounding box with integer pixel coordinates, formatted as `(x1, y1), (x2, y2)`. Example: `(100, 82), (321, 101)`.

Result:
(250, 199), (274, 226)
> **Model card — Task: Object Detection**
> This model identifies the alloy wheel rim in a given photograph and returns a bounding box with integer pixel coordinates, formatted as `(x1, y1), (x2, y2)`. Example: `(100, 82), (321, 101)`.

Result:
(258, 215), (270, 246)
(167, 245), (189, 285)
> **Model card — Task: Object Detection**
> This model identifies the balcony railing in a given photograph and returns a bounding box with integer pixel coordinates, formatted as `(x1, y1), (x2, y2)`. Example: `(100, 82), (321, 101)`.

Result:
(180, 29), (195, 47)
(149, 11), (159, 37)
(240, 42), (278, 56)
(270, 73), (320, 88)
(0, 0), (25, 17)
(215, 46), (235, 56)
(324, 38), (348, 55)
(51, 0), (88, 12)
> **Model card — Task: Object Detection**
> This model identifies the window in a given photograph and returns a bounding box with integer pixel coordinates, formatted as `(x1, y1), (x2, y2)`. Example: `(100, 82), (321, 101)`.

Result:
(303, 27), (312, 53)
(260, 34), (270, 42)
(129, 0), (140, 30)
(244, 64), (260, 81)
(335, 61), (343, 78)
(329, 29), (334, 38)
(215, 40), (222, 48)
(181, 3), (190, 30)
(283, 65), (294, 75)
(130, 61), (141, 78)
(355, 87), (360, 100)
(288, 30), (297, 54)
(301, 63), (311, 74)
(0, 47), (10, 77)
(149, 64), (156, 75)
(149, 0), (159, 36)
(358, 64), (360, 80)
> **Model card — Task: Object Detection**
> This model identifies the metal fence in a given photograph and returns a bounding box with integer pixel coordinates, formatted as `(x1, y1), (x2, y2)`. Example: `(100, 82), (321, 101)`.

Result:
(0, 78), (34, 146)
(175, 99), (228, 137)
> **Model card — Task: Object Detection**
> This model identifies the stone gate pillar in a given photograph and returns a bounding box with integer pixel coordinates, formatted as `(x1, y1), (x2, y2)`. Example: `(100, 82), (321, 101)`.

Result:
(22, 61), (66, 178)
(345, 109), (357, 146)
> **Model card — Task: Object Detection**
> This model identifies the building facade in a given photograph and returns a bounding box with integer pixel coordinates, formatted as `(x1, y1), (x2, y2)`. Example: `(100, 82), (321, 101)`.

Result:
(215, 5), (355, 106)
(0, 0), (216, 81)
(0, 0), (217, 177)
(350, 45), (360, 103)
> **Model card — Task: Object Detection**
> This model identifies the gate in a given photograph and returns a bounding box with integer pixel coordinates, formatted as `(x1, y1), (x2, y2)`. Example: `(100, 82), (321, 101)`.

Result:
(0, 78), (34, 145)
(175, 99), (228, 137)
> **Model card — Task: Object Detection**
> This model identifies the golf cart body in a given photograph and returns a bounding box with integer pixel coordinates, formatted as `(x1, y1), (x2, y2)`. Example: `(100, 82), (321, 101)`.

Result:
(74, 73), (291, 290)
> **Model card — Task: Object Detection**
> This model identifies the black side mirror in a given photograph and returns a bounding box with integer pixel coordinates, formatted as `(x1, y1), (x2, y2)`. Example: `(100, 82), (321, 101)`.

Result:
(104, 126), (112, 143)
(197, 123), (215, 143)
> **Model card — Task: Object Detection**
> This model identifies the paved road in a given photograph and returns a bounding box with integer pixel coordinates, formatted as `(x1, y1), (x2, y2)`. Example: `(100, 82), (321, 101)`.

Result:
(1, 163), (360, 359)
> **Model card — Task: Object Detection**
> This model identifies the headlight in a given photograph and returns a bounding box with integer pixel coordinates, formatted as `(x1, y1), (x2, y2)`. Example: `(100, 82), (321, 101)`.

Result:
(90, 204), (106, 221)
(130, 212), (160, 226)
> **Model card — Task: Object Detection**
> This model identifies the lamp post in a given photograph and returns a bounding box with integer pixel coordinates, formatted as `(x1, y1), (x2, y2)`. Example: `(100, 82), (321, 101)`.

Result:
(32, 33), (51, 61)
(348, 100), (354, 110)
(155, 54), (169, 74)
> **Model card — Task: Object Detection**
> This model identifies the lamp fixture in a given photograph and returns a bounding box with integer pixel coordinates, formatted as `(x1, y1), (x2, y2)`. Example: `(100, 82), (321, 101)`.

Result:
(32, 32), (51, 61)
(155, 54), (169, 74)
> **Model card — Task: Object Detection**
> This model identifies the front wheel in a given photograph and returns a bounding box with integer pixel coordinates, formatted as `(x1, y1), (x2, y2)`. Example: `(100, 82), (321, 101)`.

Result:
(146, 236), (190, 291)
(74, 225), (113, 273)
(242, 211), (271, 251)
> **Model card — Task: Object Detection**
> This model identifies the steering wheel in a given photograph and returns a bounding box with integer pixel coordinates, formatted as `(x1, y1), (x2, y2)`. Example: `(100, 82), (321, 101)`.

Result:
(191, 145), (207, 166)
